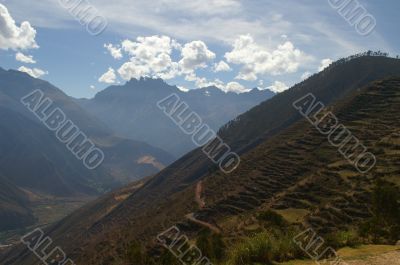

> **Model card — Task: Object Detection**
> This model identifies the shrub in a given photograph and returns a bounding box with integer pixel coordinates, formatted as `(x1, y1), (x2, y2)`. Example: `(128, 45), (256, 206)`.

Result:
(158, 249), (180, 265)
(359, 180), (400, 244)
(127, 242), (146, 264)
(257, 210), (287, 228)
(325, 229), (361, 249)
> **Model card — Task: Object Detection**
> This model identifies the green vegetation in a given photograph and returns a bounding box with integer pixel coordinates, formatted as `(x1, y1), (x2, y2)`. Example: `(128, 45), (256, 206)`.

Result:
(257, 210), (288, 228)
(359, 180), (400, 244)
(156, 249), (180, 265)
(196, 229), (226, 262)
(127, 242), (147, 264)
(223, 228), (305, 265)
(325, 229), (361, 249)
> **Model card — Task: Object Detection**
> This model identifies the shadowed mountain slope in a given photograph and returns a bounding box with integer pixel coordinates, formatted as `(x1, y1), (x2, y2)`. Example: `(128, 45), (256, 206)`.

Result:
(0, 176), (35, 231)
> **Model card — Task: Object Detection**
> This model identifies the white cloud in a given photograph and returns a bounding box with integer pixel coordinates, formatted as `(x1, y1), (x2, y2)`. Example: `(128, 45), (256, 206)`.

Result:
(114, 36), (216, 82)
(104, 44), (122, 60)
(158, 0), (241, 16)
(118, 61), (150, 80)
(224, 81), (250, 93)
(265, 81), (288, 93)
(318, 58), (333, 71)
(213, 60), (232, 72)
(15, 52), (36, 64)
(184, 72), (214, 87)
(117, 35), (180, 80)
(179, 41), (216, 72)
(18, 66), (47, 78)
(177, 85), (189, 92)
(225, 35), (311, 81)
(122, 35), (179, 59)
(185, 72), (249, 93)
(301, 71), (311, 80)
(105, 34), (309, 94)
(0, 4), (38, 50)
(99, 67), (118, 84)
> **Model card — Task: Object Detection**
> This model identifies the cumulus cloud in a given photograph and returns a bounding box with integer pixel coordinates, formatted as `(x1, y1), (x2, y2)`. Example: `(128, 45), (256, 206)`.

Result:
(265, 81), (288, 93)
(185, 72), (249, 93)
(225, 35), (310, 81)
(213, 60), (232, 72)
(122, 35), (180, 59)
(106, 34), (300, 94)
(116, 35), (181, 80)
(318, 58), (333, 71)
(99, 67), (118, 84)
(104, 44), (122, 60)
(184, 72), (214, 87)
(18, 66), (47, 78)
(109, 36), (217, 84)
(224, 81), (250, 93)
(118, 61), (149, 80)
(0, 4), (38, 50)
(15, 52), (36, 64)
(179, 41), (216, 72)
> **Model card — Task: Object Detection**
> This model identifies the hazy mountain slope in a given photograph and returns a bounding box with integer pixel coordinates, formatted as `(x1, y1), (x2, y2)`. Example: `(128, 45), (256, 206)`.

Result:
(0, 106), (98, 195)
(77, 78), (274, 156)
(0, 176), (35, 231)
(2, 56), (400, 264)
(0, 68), (175, 196)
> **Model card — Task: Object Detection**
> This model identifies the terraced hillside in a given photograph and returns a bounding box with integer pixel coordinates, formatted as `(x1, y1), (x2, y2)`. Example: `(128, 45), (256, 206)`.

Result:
(2, 57), (400, 265)
(194, 78), (400, 237)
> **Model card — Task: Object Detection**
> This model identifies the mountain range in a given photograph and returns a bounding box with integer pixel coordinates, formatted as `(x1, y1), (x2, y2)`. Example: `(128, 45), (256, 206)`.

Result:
(0, 68), (175, 230)
(0, 68), (274, 232)
(2, 55), (399, 264)
(77, 78), (275, 157)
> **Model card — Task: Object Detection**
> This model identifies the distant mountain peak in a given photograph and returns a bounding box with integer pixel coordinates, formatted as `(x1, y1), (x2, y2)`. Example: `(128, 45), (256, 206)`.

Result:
(126, 77), (169, 87)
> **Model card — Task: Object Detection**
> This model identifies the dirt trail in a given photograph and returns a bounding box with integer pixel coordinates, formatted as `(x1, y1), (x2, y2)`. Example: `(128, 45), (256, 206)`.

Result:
(344, 250), (400, 265)
(185, 213), (221, 234)
(195, 181), (206, 209)
(283, 249), (400, 265)
(185, 181), (222, 234)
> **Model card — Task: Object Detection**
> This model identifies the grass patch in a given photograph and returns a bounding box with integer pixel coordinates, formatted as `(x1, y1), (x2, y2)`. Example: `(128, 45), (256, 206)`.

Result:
(223, 228), (305, 265)
(276, 209), (309, 224)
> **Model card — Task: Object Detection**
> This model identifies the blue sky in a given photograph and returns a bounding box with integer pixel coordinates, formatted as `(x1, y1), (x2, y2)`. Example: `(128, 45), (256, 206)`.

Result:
(0, 0), (399, 98)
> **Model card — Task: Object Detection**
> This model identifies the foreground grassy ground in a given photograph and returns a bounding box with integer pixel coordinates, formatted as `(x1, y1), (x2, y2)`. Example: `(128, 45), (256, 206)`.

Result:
(280, 245), (400, 265)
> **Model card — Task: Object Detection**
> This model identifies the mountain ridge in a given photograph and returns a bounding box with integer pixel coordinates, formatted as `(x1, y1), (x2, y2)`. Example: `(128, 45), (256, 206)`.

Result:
(0, 68), (175, 231)
(77, 78), (275, 157)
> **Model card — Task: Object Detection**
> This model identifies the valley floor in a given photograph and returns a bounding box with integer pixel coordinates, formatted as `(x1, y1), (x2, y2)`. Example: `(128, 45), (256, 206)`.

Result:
(281, 245), (400, 265)
(0, 195), (93, 246)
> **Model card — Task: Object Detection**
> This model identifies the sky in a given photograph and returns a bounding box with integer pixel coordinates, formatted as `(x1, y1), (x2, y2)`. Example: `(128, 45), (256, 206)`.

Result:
(0, 0), (399, 98)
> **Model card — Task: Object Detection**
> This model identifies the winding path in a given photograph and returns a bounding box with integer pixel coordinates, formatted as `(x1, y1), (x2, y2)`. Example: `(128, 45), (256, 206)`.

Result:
(185, 181), (222, 234)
